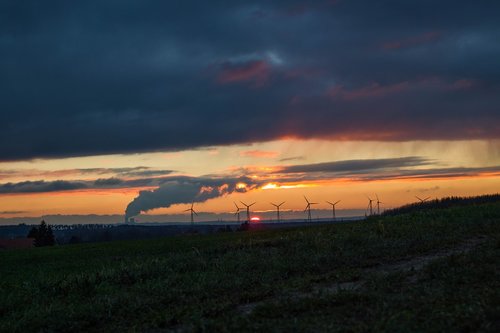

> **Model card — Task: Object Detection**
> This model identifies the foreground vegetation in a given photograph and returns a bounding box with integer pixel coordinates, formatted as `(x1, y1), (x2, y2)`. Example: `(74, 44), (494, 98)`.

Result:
(1, 199), (499, 332)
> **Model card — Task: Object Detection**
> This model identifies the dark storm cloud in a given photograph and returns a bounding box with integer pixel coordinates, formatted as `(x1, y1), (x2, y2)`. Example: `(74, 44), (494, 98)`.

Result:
(0, 176), (168, 194)
(1, 1), (500, 160)
(275, 164), (500, 183)
(278, 157), (431, 174)
(271, 156), (500, 181)
(0, 180), (87, 193)
(0, 167), (173, 180)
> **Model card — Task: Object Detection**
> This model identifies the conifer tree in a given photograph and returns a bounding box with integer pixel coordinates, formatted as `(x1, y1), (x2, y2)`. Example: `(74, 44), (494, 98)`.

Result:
(27, 220), (55, 246)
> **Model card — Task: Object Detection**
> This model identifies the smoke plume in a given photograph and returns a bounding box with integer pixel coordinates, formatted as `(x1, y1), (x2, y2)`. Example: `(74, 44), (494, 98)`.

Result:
(124, 176), (259, 220)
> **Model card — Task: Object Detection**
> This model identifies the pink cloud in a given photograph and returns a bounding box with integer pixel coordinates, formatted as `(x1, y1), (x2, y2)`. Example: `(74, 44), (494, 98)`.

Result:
(217, 60), (270, 85)
(328, 78), (476, 100)
(240, 150), (280, 158)
(328, 82), (410, 100)
(447, 79), (475, 91)
(382, 31), (442, 50)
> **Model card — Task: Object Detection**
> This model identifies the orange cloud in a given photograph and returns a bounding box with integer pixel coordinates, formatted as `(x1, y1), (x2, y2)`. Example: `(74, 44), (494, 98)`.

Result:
(217, 60), (270, 85)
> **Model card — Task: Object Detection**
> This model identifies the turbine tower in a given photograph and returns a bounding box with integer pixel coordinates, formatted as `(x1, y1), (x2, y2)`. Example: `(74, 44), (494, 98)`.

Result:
(240, 201), (256, 224)
(415, 196), (430, 204)
(233, 202), (242, 223)
(270, 201), (285, 222)
(326, 200), (341, 220)
(184, 202), (198, 225)
(303, 196), (318, 222)
(376, 194), (382, 215)
(366, 196), (374, 216)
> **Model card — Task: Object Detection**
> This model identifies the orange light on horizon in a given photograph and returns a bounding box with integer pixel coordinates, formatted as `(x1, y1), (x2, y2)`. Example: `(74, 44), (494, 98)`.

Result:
(261, 182), (317, 190)
(250, 216), (261, 222)
(262, 183), (278, 190)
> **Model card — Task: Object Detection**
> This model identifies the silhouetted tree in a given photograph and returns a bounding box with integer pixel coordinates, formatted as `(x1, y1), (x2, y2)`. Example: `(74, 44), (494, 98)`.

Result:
(27, 220), (55, 247)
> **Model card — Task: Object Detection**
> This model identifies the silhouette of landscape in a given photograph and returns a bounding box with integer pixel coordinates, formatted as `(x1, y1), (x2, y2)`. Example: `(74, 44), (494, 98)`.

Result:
(1, 195), (499, 332)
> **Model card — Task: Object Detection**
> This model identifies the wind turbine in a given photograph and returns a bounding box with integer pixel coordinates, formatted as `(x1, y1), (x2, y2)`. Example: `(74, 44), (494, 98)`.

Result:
(415, 196), (430, 204)
(326, 200), (341, 220)
(233, 202), (242, 223)
(240, 201), (256, 224)
(184, 202), (198, 225)
(304, 196), (318, 222)
(270, 201), (285, 222)
(366, 196), (374, 216)
(376, 194), (382, 215)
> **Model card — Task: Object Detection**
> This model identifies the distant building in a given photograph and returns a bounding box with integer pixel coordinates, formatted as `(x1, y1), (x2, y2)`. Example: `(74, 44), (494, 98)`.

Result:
(0, 238), (35, 250)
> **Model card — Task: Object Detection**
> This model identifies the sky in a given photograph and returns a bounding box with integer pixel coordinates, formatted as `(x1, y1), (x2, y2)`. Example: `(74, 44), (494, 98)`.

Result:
(1, 1), (499, 224)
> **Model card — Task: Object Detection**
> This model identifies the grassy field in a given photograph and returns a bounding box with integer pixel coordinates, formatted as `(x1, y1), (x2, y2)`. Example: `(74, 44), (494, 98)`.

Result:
(1, 201), (499, 332)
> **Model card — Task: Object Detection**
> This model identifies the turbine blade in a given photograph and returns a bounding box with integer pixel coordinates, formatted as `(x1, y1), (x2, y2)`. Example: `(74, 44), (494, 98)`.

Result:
(279, 201), (285, 206)
(326, 201), (333, 205)
(249, 202), (256, 207)
(304, 195), (310, 204)
(335, 200), (341, 205)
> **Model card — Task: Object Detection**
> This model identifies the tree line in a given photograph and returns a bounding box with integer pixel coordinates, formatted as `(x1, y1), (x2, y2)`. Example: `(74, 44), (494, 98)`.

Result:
(382, 193), (500, 216)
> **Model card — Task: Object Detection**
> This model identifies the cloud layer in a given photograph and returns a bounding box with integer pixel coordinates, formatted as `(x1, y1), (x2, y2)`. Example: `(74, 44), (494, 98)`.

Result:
(1, 156), (498, 219)
(1, 157), (498, 196)
(1, 1), (500, 160)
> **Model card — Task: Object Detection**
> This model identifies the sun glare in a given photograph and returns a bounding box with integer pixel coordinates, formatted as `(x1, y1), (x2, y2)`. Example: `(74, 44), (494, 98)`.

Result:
(262, 183), (278, 190)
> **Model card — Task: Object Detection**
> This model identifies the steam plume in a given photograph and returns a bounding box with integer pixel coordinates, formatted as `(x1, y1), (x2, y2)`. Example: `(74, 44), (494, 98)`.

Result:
(124, 176), (259, 220)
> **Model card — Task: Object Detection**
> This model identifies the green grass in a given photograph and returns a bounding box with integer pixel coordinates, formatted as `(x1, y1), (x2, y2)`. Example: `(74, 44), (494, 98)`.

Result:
(1, 202), (499, 332)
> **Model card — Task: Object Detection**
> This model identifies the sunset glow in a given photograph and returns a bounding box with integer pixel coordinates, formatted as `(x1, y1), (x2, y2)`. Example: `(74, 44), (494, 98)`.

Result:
(0, 1), (499, 225)
(1, 138), (498, 223)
